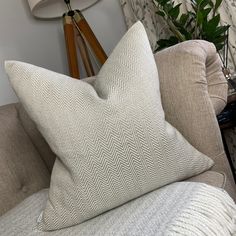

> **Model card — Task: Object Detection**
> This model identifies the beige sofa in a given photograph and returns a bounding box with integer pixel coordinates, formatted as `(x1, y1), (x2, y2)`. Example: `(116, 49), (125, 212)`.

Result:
(0, 40), (235, 233)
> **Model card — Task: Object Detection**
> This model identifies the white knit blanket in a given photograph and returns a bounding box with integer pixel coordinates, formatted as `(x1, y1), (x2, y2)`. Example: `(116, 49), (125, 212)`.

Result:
(0, 182), (236, 235)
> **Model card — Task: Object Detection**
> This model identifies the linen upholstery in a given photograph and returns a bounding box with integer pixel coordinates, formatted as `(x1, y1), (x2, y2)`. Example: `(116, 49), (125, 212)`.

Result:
(5, 22), (214, 231)
(17, 104), (56, 171)
(1, 182), (236, 236)
(188, 171), (226, 189)
(154, 40), (236, 199)
(0, 104), (50, 216)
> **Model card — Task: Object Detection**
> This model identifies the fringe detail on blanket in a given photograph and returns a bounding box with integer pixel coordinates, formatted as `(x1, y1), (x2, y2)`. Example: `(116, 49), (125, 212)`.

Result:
(167, 184), (236, 236)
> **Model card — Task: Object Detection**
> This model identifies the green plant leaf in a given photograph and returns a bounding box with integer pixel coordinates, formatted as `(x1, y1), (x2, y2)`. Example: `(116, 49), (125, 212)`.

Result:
(199, 0), (210, 9)
(208, 0), (214, 8)
(153, 0), (229, 52)
(156, 10), (165, 17)
(214, 25), (230, 37)
(214, 0), (223, 11)
(209, 14), (221, 27)
(168, 3), (181, 19)
(173, 20), (193, 40)
(195, 0), (204, 5)
(213, 39), (226, 50)
(179, 14), (189, 25)
(164, 3), (174, 12)
(154, 0), (170, 7)
(155, 36), (179, 51)
(202, 14), (221, 34)
(196, 10), (204, 26)
(202, 8), (211, 18)
(214, 35), (228, 43)
(178, 28), (193, 40)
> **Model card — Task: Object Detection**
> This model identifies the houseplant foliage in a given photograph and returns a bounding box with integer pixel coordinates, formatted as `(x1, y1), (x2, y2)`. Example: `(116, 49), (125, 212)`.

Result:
(153, 0), (230, 52)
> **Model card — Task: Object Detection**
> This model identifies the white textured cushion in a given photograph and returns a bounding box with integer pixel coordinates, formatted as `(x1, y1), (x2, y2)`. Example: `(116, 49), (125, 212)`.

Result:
(5, 22), (213, 231)
(1, 182), (236, 236)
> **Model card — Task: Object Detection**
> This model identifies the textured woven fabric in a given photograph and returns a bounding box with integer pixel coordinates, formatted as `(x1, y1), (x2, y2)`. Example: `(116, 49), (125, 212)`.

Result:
(16, 104), (56, 171)
(188, 170), (226, 188)
(154, 41), (236, 200)
(0, 103), (50, 216)
(0, 182), (236, 236)
(5, 22), (213, 231)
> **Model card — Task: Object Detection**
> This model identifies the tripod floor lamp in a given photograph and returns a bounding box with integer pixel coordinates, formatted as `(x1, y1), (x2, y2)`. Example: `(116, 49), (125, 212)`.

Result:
(27, 0), (108, 79)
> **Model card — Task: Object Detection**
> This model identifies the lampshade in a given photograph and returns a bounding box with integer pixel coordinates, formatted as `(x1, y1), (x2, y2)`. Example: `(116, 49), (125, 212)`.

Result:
(27, 0), (99, 19)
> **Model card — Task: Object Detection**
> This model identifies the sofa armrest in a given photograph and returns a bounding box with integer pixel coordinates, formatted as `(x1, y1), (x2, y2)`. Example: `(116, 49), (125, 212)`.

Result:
(155, 40), (227, 157)
(154, 40), (236, 199)
(157, 40), (228, 115)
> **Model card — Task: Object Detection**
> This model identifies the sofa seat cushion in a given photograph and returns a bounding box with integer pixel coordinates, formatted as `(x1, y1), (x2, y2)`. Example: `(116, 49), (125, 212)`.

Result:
(187, 170), (226, 188)
(0, 182), (235, 236)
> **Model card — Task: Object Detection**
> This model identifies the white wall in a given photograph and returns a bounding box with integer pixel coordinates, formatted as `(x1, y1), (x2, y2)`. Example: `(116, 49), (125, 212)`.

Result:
(0, 0), (127, 106)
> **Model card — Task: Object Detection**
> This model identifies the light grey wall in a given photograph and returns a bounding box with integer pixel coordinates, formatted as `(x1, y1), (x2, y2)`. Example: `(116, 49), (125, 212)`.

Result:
(0, 0), (127, 106)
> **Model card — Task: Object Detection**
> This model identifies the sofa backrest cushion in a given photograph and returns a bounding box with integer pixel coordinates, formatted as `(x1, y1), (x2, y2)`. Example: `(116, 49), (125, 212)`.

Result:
(16, 104), (56, 171)
(0, 104), (50, 216)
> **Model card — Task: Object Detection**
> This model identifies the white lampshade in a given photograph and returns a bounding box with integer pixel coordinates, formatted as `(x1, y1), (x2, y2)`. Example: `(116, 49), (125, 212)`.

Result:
(27, 0), (99, 19)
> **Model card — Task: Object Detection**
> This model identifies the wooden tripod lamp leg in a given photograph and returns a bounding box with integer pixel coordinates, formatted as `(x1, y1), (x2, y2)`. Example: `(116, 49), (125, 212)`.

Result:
(76, 29), (95, 77)
(63, 15), (80, 79)
(74, 11), (108, 65)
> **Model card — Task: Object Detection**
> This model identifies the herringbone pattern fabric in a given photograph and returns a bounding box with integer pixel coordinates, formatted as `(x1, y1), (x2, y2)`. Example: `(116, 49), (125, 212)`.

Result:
(1, 182), (236, 236)
(5, 22), (213, 231)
